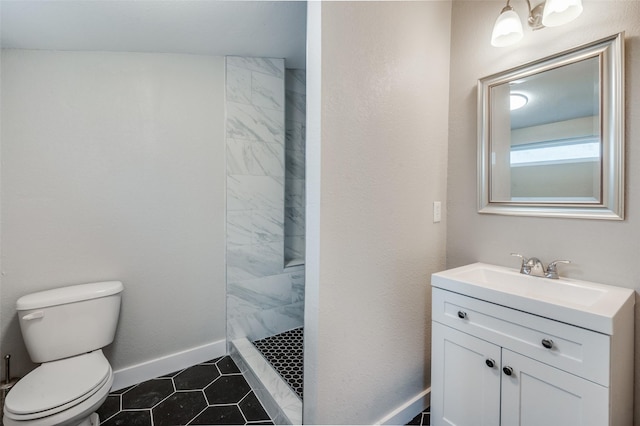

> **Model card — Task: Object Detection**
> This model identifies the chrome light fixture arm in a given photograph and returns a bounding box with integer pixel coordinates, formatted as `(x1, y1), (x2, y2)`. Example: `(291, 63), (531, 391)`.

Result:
(524, 0), (546, 30)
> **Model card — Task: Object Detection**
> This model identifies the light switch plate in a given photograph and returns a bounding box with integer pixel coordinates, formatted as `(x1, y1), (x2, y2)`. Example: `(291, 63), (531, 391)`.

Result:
(434, 201), (442, 223)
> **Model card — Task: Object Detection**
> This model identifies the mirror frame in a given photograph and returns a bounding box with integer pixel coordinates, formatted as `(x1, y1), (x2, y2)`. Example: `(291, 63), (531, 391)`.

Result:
(477, 32), (625, 220)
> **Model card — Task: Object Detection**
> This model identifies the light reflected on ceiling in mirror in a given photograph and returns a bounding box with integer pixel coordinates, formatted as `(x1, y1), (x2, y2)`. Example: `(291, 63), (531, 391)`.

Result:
(510, 93), (529, 110)
(509, 57), (599, 129)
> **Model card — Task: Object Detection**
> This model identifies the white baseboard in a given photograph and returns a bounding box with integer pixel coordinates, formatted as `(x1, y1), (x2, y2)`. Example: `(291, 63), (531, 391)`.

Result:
(376, 387), (431, 425)
(111, 339), (227, 391)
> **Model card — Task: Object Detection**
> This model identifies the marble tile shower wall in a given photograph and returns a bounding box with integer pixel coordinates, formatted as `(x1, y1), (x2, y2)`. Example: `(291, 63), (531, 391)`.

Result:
(284, 69), (306, 265)
(226, 57), (305, 343)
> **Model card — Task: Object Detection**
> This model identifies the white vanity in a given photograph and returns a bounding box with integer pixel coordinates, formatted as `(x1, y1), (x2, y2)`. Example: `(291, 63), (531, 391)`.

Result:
(430, 262), (634, 426)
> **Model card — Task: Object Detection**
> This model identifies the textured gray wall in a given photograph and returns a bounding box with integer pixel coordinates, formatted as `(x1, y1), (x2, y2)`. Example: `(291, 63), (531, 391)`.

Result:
(1, 50), (227, 376)
(305, 2), (452, 423)
(446, 0), (640, 420)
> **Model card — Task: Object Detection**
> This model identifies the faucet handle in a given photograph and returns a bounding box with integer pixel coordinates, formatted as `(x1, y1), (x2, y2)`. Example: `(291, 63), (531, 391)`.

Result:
(546, 260), (571, 279)
(510, 253), (527, 273)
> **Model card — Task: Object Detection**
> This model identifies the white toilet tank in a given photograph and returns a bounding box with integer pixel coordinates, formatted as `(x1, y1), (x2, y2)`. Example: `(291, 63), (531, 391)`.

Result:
(16, 281), (123, 363)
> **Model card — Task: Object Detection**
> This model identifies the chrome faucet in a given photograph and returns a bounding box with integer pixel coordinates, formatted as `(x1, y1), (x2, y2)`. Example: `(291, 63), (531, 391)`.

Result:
(511, 253), (571, 279)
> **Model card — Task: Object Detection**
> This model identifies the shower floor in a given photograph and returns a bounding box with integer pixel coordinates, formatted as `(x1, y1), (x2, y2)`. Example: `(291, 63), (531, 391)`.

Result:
(252, 327), (303, 400)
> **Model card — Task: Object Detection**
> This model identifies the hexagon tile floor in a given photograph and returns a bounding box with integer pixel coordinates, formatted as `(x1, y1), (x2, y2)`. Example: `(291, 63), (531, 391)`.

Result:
(96, 356), (273, 426)
(252, 327), (303, 399)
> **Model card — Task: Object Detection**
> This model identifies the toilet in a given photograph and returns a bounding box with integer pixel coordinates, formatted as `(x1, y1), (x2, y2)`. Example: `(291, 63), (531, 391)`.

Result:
(3, 281), (123, 426)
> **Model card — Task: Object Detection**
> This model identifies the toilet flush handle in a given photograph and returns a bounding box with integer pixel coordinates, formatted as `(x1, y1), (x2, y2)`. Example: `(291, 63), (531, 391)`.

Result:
(22, 311), (44, 321)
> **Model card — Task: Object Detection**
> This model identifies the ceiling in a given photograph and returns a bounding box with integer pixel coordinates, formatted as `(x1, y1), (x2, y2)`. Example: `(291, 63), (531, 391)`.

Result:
(0, 0), (307, 69)
(510, 56), (599, 130)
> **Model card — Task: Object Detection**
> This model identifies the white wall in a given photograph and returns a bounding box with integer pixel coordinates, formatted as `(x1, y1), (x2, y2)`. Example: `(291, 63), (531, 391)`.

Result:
(305, 2), (452, 423)
(1, 50), (226, 377)
(446, 0), (640, 419)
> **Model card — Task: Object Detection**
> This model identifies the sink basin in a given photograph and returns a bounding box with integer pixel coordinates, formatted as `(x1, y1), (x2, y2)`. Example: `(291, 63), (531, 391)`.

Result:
(431, 263), (634, 334)
(453, 266), (607, 306)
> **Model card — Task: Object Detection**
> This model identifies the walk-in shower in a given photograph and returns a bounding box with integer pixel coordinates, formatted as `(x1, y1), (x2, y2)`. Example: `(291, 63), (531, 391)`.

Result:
(225, 57), (306, 424)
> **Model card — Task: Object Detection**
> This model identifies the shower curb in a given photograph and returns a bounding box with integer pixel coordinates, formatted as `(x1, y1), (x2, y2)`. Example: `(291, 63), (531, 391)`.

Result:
(230, 338), (302, 425)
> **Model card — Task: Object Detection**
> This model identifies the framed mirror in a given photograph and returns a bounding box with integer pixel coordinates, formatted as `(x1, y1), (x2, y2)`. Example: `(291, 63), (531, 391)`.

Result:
(478, 32), (625, 220)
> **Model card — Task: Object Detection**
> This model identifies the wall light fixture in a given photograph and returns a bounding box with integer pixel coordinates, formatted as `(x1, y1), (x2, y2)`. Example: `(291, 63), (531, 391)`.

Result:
(491, 0), (583, 47)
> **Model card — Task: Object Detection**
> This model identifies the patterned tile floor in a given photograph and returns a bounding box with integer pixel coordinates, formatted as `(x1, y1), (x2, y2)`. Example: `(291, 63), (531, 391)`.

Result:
(407, 407), (430, 426)
(97, 356), (273, 425)
(252, 327), (303, 400)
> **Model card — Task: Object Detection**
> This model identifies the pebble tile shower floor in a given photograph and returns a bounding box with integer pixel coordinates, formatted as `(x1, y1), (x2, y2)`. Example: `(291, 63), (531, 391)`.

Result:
(252, 327), (304, 399)
(96, 356), (273, 425)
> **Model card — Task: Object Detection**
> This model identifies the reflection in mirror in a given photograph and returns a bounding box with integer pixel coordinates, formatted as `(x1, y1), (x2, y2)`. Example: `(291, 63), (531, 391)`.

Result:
(478, 33), (625, 219)
(491, 57), (600, 202)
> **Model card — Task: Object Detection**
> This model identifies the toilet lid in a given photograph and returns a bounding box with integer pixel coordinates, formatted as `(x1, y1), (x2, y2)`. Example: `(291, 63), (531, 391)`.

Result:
(5, 351), (111, 416)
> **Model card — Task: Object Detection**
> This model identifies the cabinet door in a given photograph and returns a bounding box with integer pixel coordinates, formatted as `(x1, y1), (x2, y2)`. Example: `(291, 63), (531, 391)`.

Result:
(500, 349), (608, 426)
(431, 322), (501, 426)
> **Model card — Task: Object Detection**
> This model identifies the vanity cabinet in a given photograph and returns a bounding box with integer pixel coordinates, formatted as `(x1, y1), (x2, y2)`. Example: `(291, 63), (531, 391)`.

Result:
(431, 287), (633, 426)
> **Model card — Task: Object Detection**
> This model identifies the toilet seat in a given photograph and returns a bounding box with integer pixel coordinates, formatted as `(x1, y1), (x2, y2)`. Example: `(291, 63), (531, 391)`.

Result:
(4, 351), (111, 421)
(3, 372), (112, 426)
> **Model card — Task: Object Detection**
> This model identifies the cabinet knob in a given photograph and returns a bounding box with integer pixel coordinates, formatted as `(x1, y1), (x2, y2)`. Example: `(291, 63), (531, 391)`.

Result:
(457, 311), (467, 319)
(541, 338), (554, 349)
(485, 358), (495, 368)
(502, 366), (514, 376)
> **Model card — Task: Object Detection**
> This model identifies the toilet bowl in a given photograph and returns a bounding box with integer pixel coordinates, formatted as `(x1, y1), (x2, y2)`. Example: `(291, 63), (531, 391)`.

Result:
(3, 281), (123, 426)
